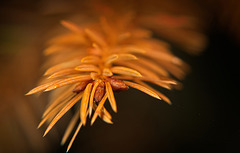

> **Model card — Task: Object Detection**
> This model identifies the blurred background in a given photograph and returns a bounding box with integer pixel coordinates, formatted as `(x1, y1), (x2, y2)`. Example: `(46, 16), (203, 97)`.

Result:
(0, 0), (239, 152)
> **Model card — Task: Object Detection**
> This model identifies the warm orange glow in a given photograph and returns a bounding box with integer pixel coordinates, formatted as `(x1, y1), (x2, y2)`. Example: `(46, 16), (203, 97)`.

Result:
(26, 13), (189, 151)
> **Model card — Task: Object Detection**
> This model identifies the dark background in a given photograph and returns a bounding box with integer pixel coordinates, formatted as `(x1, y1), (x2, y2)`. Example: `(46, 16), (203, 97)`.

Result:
(0, 0), (239, 153)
